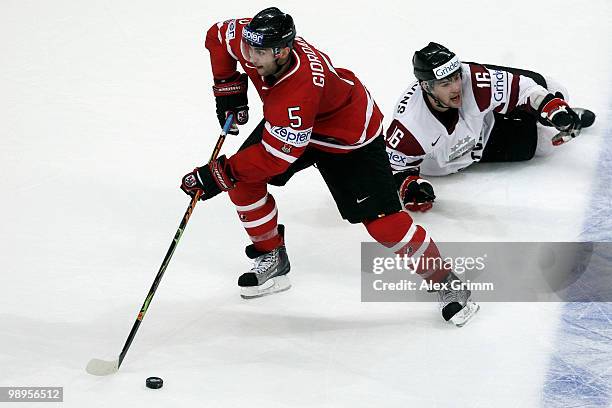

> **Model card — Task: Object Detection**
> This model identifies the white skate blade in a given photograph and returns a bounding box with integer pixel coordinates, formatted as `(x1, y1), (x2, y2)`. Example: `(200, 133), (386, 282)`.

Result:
(449, 301), (480, 328)
(240, 275), (291, 299)
(86, 358), (119, 376)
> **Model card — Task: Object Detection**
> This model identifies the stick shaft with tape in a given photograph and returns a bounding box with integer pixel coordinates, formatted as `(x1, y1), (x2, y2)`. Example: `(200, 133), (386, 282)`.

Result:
(86, 115), (234, 375)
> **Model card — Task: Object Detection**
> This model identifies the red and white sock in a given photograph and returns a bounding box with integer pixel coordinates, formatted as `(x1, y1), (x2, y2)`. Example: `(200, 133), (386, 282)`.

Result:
(229, 183), (281, 252)
(364, 211), (450, 284)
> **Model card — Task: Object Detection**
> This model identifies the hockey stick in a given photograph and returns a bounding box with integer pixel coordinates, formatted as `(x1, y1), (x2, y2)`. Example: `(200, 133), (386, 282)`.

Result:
(86, 115), (234, 376)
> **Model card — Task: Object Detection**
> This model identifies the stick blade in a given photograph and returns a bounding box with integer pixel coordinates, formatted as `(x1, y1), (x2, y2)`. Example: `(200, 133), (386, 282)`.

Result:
(86, 358), (119, 376)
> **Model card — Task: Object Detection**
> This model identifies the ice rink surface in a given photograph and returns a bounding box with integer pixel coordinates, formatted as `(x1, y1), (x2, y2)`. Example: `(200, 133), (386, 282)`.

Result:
(1, 0), (610, 406)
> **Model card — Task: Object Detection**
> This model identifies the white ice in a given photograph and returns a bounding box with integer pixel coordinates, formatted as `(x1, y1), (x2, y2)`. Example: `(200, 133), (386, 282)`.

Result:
(1, 0), (610, 407)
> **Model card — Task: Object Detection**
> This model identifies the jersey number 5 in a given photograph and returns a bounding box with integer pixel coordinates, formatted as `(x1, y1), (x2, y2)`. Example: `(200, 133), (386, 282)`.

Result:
(288, 107), (302, 128)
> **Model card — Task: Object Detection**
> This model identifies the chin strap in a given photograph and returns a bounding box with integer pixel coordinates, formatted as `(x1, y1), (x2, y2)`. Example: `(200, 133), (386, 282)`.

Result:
(263, 48), (294, 83)
(422, 81), (450, 109)
(431, 94), (449, 109)
(272, 50), (292, 75)
(427, 89), (450, 109)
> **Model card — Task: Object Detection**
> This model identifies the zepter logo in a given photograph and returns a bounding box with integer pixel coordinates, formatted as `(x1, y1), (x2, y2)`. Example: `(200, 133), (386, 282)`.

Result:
(268, 125), (312, 147)
(242, 27), (263, 46)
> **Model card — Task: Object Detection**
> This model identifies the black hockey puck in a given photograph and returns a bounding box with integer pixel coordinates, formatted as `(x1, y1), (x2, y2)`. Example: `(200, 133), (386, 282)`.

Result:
(146, 377), (163, 389)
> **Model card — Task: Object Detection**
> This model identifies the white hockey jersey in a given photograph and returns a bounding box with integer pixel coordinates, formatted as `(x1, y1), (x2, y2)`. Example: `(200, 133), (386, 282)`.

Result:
(385, 63), (547, 176)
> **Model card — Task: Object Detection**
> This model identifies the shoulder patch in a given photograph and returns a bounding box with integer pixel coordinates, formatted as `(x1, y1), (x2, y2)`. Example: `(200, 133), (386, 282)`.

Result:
(385, 119), (425, 156)
(468, 63), (492, 112)
(226, 19), (236, 40)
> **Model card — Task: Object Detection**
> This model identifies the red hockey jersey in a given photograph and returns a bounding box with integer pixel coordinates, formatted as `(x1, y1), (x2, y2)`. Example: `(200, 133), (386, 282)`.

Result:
(205, 18), (383, 183)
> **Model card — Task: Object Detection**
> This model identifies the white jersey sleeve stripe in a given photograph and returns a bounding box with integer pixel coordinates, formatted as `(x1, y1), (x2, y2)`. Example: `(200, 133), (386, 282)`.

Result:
(216, 25), (222, 43)
(261, 140), (297, 163)
(319, 52), (355, 86)
(358, 89), (375, 144)
(225, 32), (238, 60)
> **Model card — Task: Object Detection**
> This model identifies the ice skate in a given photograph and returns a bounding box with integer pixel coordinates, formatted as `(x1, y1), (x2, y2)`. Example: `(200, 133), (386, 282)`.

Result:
(437, 272), (480, 327)
(238, 224), (291, 299)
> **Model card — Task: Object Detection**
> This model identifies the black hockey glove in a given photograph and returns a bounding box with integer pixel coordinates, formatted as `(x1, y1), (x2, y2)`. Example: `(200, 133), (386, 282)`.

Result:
(180, 155), (235, 201)
(213, 72), (249, 135)
(537, 93), (581, 132)
(399, 175), (436, 212)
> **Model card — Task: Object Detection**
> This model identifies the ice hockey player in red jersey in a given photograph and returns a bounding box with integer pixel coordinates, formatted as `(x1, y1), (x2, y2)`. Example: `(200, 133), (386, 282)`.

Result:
(179, 9), (479, 326)
(386, 42), (596, 212)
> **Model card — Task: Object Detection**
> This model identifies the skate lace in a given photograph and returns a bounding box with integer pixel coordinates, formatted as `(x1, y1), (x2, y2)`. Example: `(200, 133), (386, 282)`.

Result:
(440, 287), (461, 304)
(439, 279), (470, 306)
(251, 250), (278, 276)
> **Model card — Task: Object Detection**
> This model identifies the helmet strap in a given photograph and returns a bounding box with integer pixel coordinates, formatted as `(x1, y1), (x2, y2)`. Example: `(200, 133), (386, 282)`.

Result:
(272, 47), (292, 76)
(422, 81), (450, 110)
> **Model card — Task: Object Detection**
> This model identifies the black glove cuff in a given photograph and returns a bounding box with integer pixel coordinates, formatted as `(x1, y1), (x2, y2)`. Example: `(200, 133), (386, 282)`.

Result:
(216, 93), (248, 111)
(197, 156), (235, 195)
(393, 169), (420, 190)
(196, 166), (222, 197)
(536, 93), (556, 126)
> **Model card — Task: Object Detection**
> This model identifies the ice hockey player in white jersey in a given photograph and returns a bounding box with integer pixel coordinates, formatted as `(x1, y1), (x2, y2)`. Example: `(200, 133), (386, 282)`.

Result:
(385, 42), (595, 212)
